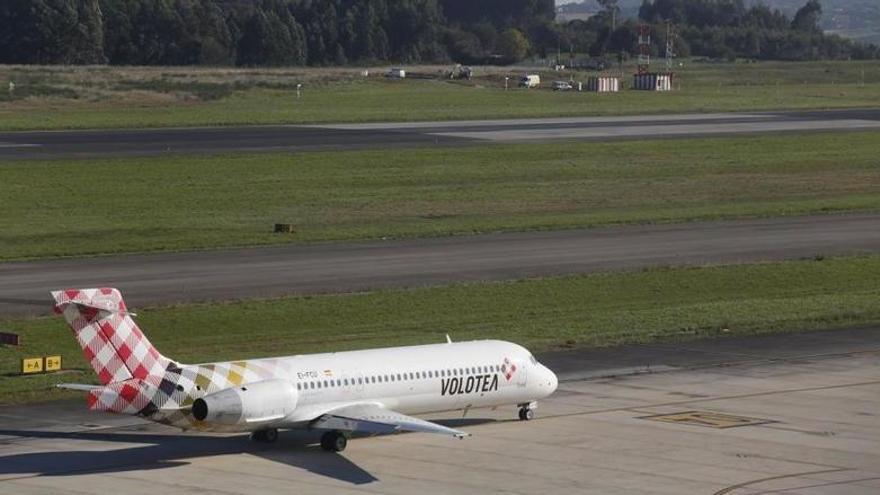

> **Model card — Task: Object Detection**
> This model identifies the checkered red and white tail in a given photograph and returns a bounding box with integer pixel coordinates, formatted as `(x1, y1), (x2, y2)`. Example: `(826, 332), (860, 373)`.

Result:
(52, 288), (172, 386)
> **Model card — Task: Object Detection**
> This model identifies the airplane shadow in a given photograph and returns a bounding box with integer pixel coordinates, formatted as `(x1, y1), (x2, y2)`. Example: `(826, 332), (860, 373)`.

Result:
(0, 418), (499, 485)
(0, 428), (377, 485)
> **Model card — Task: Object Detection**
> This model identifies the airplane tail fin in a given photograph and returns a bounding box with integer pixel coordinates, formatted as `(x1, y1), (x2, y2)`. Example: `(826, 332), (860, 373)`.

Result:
(52, 288), (173, 386)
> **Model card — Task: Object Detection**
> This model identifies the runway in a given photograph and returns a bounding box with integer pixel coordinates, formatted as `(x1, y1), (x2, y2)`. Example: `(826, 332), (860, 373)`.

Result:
(2, 213), (879, 317)
(1, 327), (877, 494)
(1, 109), (879, 159)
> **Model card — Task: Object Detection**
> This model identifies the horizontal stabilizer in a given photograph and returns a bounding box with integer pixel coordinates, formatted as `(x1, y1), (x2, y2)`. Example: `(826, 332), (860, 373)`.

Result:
(51, 288), (129, 314)
(312, 403), (470, 438)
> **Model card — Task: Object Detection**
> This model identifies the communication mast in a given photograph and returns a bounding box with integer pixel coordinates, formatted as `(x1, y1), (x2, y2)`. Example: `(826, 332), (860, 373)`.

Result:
(637, 24), (651, 74)
(665, 23), (675, 71)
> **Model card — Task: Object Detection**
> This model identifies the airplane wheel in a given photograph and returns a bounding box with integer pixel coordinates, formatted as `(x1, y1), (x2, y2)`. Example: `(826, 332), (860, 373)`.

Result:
(518, 407), (534, 421)
(321, 431), (348, 452)
(263, 428), (279, 443)
(251, 428), (278, 443)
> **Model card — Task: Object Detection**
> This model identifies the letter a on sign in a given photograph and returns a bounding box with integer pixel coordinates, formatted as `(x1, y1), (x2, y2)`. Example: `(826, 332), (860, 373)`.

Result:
(22, 357), (43, 374)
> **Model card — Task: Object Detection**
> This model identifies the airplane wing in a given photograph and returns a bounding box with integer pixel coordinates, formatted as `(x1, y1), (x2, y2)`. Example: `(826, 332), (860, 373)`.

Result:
(311, 403), (470, 438)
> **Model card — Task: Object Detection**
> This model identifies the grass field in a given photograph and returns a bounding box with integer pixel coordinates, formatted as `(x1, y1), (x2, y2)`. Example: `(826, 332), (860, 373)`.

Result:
(2, 255), (878, 404)
(0, 60), (878, 130)
(2, 131), (879, 260)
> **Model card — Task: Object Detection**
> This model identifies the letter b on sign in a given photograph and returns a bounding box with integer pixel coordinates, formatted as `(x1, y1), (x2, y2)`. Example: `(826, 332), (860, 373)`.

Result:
(45, 356), (62, 372)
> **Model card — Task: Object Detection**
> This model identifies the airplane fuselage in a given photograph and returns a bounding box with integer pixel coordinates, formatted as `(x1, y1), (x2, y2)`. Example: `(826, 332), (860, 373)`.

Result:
(151, 339), (558, 431)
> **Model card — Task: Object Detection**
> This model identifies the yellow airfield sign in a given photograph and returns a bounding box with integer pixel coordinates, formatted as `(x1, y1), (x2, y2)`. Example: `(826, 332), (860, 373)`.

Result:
(21, 357), (44, 374)
(45, 355), (62, 372)
(21, 355), (63, 374)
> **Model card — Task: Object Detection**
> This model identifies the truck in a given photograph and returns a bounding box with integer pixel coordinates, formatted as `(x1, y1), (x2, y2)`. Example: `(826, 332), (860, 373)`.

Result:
(519, 74), (540, 88)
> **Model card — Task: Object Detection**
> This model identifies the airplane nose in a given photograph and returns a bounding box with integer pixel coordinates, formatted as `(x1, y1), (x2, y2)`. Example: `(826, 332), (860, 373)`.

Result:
(541, 365), (558, 394)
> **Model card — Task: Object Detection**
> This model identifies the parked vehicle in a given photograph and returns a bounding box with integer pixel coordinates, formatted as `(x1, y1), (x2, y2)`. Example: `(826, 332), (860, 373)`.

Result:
(552, 80), (573, 91)
(386, 68), (406, 78)
(519, 74), (540, 88)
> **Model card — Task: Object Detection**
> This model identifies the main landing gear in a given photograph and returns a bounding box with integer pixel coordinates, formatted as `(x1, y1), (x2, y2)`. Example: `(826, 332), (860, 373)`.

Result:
(518, 403), (535, 421)
(320, 430), (348, 452)
(250, 428), (279, 443)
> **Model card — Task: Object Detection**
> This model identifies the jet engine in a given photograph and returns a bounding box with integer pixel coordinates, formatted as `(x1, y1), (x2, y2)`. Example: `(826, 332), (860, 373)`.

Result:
(192, 379), (297, 428)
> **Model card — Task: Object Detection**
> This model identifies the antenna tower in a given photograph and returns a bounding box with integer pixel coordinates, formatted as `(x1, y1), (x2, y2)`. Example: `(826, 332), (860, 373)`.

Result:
(665, 23), (675, 71)
(637, 24), (651, 75)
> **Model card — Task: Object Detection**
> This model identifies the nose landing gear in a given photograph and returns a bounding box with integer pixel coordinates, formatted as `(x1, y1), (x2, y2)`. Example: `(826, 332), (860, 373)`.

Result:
(320, 430), (348, 452)
(518, 404), (535, 421)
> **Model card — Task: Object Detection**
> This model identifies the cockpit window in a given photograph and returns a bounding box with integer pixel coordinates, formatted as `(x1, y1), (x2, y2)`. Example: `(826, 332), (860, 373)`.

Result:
(529, 354), (538, 365)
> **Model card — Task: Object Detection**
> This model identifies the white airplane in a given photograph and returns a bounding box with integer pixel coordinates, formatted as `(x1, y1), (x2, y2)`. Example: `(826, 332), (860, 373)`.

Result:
(52, 288), (558, 452)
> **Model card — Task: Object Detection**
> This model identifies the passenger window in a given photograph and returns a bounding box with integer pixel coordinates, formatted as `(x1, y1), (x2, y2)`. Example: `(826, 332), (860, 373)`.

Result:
(296, 383), (301, 390)
(358, 378), (363, 384)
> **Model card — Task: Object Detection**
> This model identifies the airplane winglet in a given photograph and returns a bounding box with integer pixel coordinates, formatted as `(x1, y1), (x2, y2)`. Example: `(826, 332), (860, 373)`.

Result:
(446, 334), (452, 344)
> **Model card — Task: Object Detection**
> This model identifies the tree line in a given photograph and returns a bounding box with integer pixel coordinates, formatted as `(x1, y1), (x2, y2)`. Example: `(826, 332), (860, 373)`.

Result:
(0, 0), (554, 66)
(0, 0), (876, 66)
(561, 0), (879, 63)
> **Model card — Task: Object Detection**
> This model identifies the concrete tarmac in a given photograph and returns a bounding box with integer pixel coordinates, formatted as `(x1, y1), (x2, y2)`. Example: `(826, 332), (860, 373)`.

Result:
(1, 327), (878, 494)
(2, 213), (880, 317)
(1, 109), (879, 159)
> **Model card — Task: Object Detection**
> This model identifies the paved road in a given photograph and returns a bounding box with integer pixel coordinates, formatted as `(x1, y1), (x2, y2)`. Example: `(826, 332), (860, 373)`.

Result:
(1, 327), (878, 494)
(2, 109), (879, 159)
(2, 213), (879, 317)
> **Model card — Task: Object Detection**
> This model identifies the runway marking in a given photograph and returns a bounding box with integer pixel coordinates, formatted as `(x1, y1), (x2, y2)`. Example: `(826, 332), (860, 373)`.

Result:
(305, 112), (769, 130)
(640, 410), (773, 429)
(0, 143), (41, 148)
(431, 119), (880, 142)
(712, 468), (854, 495)
(545, 379), (880, 420)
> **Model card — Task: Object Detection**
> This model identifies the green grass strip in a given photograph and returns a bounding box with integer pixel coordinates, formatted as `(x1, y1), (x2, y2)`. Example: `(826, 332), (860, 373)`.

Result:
(1, 131), (879, 260)
(1, 61), (880, 130)
(2, 255), (878, 404)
